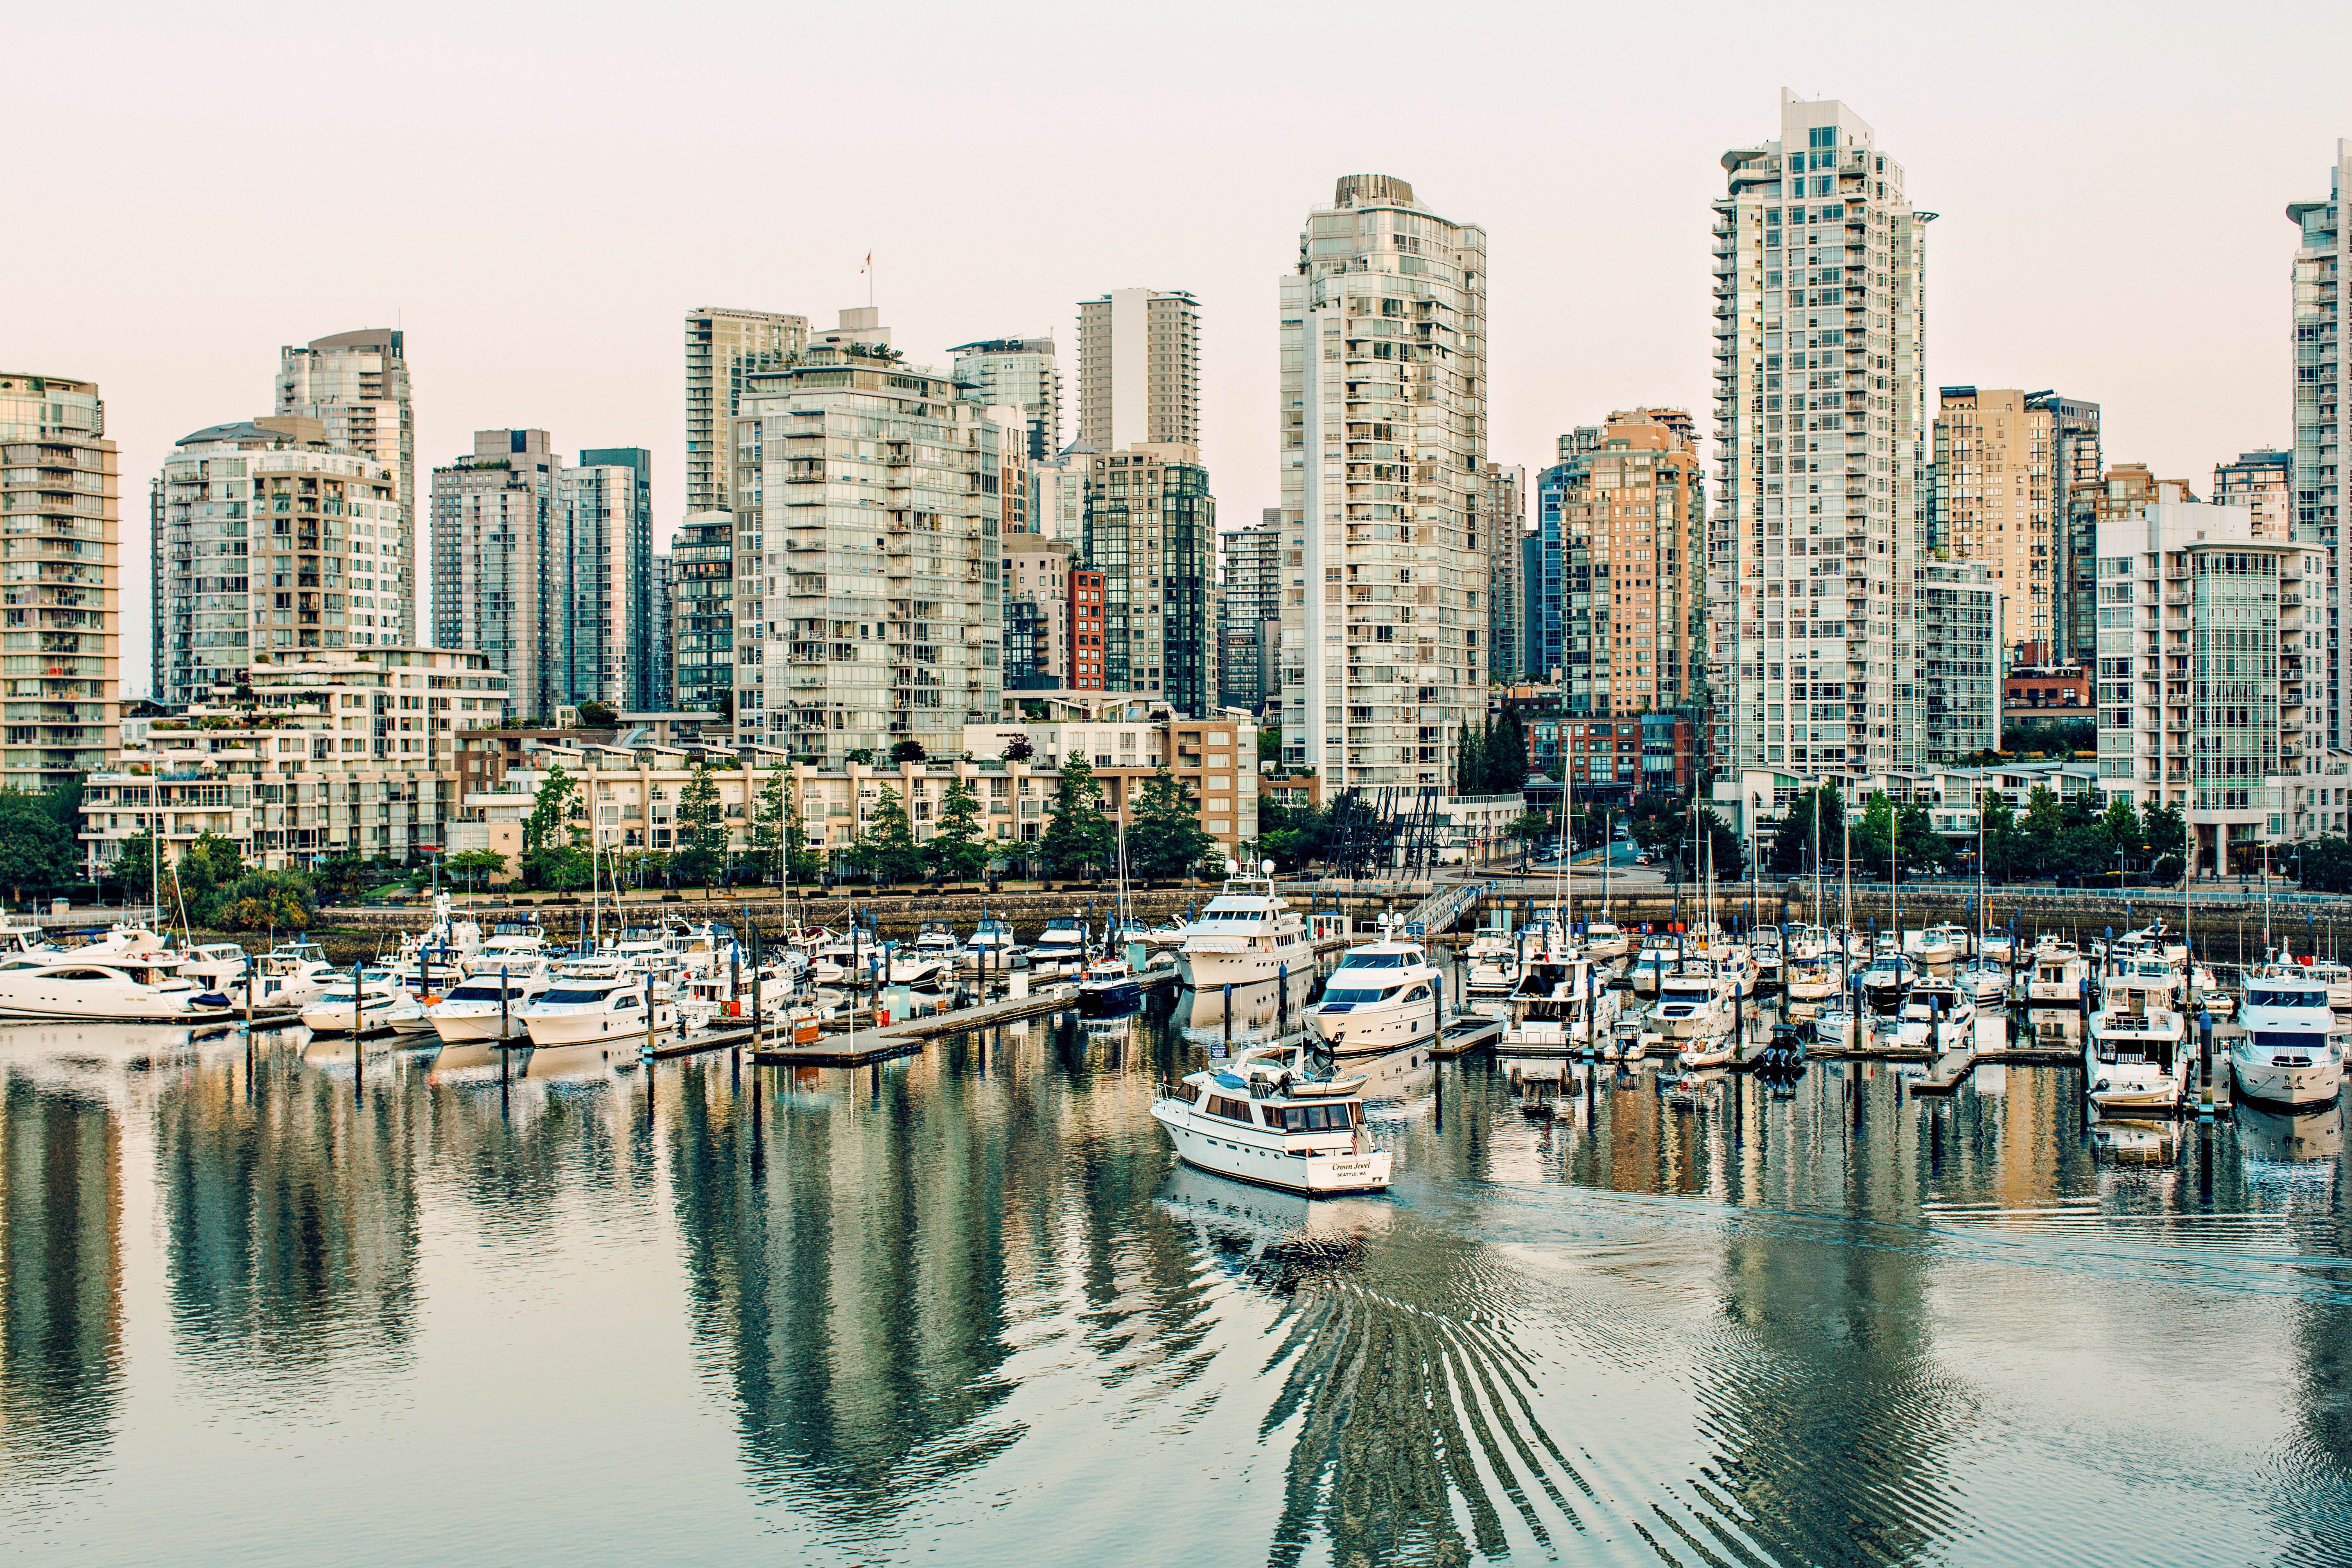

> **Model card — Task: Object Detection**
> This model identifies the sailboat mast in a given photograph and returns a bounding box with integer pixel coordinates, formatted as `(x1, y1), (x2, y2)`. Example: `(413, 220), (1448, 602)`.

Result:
(2185, 556), (2196, 972)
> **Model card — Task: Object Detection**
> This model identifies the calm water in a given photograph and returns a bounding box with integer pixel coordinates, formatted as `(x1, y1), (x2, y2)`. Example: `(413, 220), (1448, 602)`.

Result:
(3, 992), (2351, 1566)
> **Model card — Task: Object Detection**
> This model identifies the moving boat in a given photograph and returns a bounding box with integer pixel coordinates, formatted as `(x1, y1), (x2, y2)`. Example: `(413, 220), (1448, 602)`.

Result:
(1176, 870), (1314, 989)
(1151, 1042), (1391, 1195)
(1306, 939), (1444, 1057)
(2232, 960), (2347, 1108)
(0, 955), (227, 1022)
(300, 980), (426, 1037)
(2085, 970), (2189, 1114)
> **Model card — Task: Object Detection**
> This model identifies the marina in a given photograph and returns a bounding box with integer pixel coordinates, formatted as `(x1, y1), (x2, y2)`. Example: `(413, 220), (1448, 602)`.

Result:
(8, 885), (2352, 1566)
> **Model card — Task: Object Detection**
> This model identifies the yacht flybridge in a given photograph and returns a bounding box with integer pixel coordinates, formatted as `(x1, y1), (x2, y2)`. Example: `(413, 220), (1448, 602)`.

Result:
(1177, 866), (1313, 989)
(1152, 1042), (1392, 1195)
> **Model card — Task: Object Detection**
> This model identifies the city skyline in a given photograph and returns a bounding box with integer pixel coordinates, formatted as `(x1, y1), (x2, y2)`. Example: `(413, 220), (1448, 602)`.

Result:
(17, 7), (2347, 694)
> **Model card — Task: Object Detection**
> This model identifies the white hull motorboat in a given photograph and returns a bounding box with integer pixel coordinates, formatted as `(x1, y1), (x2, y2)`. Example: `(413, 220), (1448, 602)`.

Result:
(1306, 939), (1443, 1057)
(0, 958), (229, 1023)
(1152, 1042), (1391, 1195)
(2233, 965), (2347, 1108)
(1177, 873), (1316, 990)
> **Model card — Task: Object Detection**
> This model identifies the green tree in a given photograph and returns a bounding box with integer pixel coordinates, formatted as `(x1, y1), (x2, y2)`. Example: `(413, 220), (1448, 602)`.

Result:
(784, 791), (821, 885)
(0, 791), (75, 904)
(890, 739), (927, 764)
(213, 868), (318, 931)
(1896, 801), (1948, 874)
(1850, 791), (1896, 871)
(750, 768), (787, 886)
(673, 759), (725, 885)
(576, 699), (618, 728)
(1256, 798), (1324, 873)
(447, 849), (508, 898)
(2142, 800), (2186, 861)
(111, 830), (163, 904)
(924, 776), (991, 883)
(1765, 784), (1846, 875)
(1127, 765), (1217, 882)
(2100, 798), (2144, 870)
(1038, 756), (1115, 877)
(1483, 710), (1530, 793)
(1454, 722), (1485, 796)
(1979, 791), (2020, 882)
(850, 784), (924, 884)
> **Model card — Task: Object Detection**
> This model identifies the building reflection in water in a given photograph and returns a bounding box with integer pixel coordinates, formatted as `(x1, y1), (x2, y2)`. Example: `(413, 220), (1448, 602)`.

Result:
(0, 1068), (123, 1491)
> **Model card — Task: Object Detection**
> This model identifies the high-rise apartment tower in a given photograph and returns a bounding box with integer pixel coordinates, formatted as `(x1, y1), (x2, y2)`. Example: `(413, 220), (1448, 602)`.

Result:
(1931, 387), (2054, 660)
(276, 329), (414, 642)
(1710, 92), (1927, 778)
(2289, 142), (2349, 748)
(1077, 289), (1201, 451)
(1277, 174), (1488, 788)
(0, 374), (117, 786)
(951, 339), (1062, 461)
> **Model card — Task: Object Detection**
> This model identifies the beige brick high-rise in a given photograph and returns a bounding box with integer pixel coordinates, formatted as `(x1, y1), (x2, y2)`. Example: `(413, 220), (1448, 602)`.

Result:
(1932, 387), (2055, 659)
(0, 374), (117, 786)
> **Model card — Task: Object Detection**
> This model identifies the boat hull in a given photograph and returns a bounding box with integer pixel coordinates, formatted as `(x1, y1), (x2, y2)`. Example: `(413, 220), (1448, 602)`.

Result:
(1307, 999), (1434, 1057)
(1079, 978), (1142, 1016)
(2232, 1050), (2343, 1108)
(1179, 942), (1316, 990)
(1151, 1103), (1391, 1194)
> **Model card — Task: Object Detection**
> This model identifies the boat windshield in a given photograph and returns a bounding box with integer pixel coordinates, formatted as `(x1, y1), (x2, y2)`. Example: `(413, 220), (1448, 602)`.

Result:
(446, 985), (522, 1001)
(1324, 985), (1402, 1005)
(1337, 952), (1414, 969)
(1272, 1103), (1359, 1131)
(2249, 988), (2329, 1009)
(2251, 1030), (2328, 1050)
(541, 987), (619, 1005)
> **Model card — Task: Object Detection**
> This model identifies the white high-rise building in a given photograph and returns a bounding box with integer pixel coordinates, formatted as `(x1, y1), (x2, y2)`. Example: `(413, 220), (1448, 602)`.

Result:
(276, 328), (414, 640)
(1277, 174), (1487, 789)
(1077, 289), (1200, 451)
(951, 338), (1062, 461)
(2288, 140), (2349, 748)
(1710, 92), (1929, 780)
(746, 309), (1004, 761)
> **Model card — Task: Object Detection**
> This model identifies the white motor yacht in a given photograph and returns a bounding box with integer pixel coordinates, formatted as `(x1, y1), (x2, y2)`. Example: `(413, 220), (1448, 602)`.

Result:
(911, 920), (962, 961)
(2233, 962), (2347, 1107)
(519, 960), (677, 1066)
(1904, 924), (1964, 967)
(966, 917), (1020, 965)
(1812, 994), (1862, 1050)
(1952, 959), (2010, 1008)
(1151, 1042), (1391, 1195)
(475, 917), (554, 971)
(0, 913), (63, 963)
(1651, 959), (1734, 1043)
(0, 956), (224, 1022)
(2085, 971), (2190, 1114)
(1078, 955), (1143, 1016)
(1629, 938), (1679, 998)
(178, 941), (251, 992)
(429, 962), (553, 1045)
(1176, 872), (1314, 989)
(1714, 944), (1760, 999)
(884, 949), (955, 991)
(252, 941), (337, 1008)
(300, 980), (426, 1037)
(1503, 956), (1620, 1055)
(1859, 951), (1916, 1010)
(1980, 931), (2018, 967)
(1880, 978), (1973, 1055)
(2190, 964), (2232, 1019)
(2026, 944), (2088, 1005)
(1306, 939), (1444, 1057)
(1030, 915), (1091, 969)
(1464, 944), (1522, 996)
(1582, 920), (1629, 962)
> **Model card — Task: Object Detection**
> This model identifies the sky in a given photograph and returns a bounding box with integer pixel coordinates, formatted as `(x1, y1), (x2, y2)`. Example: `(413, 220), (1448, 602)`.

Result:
(9, 0), (2349, 695)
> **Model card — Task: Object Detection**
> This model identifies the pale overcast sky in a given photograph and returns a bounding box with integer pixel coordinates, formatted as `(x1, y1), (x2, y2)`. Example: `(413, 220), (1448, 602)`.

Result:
(10, 0), (2347, 692)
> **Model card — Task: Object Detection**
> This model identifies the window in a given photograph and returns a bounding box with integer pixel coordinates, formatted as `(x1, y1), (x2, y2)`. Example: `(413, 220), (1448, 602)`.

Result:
(1204, 1094), (1254, 1123)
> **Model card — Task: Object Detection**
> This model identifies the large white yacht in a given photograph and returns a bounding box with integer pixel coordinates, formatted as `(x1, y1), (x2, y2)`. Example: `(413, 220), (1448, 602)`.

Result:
(1177, 870), (1314, 989)
(251, 941), (338, 1008)
(429, 962), (553, 1043)
(520, 959), (675, 1048)
(0, 956), (225, 1022)
(2233, 961), (2347, 1108)
(1502, 956), (1620, 1054)
(2085, 969), (2190, 1114)
(1151, 1042), (1391, 1195)
(1030, 915), (1091, 968)
(1306, 938), (1444, 1057)
(2025, 943), (2087, 1005)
